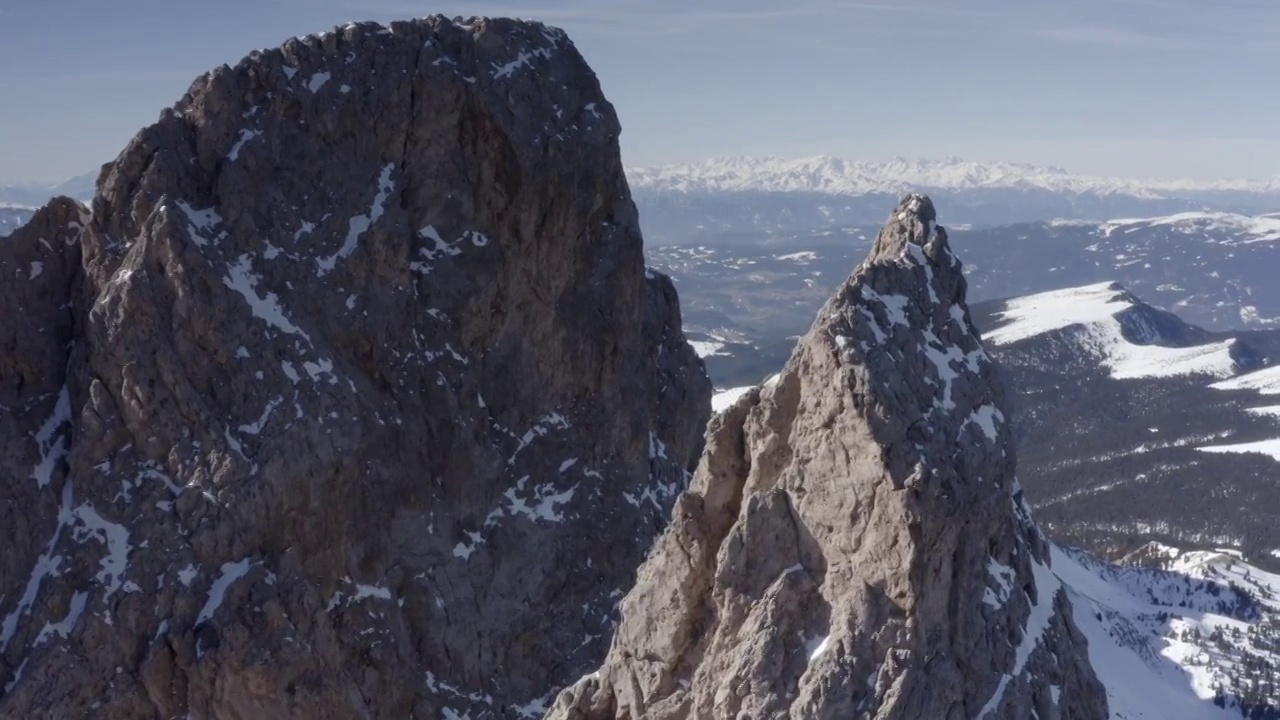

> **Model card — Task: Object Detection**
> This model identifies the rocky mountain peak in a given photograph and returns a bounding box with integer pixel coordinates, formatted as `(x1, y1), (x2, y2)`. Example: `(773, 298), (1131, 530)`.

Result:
(0, 17), (709, 719)
(550, 194), (1107, 719)
(867, 192), (935, 258)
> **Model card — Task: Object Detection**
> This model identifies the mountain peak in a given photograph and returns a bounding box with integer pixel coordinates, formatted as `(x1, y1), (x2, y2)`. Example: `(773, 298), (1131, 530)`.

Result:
(867, 192), (937, 260)
(0, 17), (710, 718)
(549, 197), (1107, 719)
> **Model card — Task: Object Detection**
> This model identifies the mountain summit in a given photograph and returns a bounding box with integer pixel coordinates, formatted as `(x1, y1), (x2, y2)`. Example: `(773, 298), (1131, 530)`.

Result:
(0, 16), (709, 718)
(549, 194), (1108, 719)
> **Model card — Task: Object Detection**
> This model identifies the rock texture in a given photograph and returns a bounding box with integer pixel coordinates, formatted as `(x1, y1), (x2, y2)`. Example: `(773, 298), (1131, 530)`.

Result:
(0, 17), (709, 719)
(549, 194), (1108, 719)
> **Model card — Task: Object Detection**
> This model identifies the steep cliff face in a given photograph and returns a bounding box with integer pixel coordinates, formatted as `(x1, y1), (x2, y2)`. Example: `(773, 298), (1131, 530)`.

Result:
(0, 17), (709, 719)
(550, 194), (1108, 720)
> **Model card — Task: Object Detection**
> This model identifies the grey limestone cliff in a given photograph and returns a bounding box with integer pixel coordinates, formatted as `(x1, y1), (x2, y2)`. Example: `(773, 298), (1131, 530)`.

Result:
(0, 16), (709, 719)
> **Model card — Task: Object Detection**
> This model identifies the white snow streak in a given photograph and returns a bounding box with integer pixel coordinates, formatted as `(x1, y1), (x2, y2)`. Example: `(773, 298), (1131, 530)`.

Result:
(317, 164), (395, 276)
(175, 201), (225, 247)
(965, 404), (1004, 442)
(498, 476), (577, 524)
(0, 482), (74, 651)
(223, 254), (312, 343)
(71, 503), (133, 598)
(804, 634), (831, 663)
(30, 386), (72, 488)
(33, 591), (87, 646)
(688, 341), (728, 358)
(490, 43), (555, 79)
(978, 558), (1061, 717)
(1196, 438), (1280, 462)
(196, 559), (254, 625)
(227, 129), (260, 161)
(1213, 365), (1280, 395)
(238, 396), (282, 436)
(306, 72), (331, 92)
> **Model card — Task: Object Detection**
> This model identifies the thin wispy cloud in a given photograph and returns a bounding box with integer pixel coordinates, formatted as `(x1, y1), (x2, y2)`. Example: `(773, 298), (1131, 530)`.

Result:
(336, 0), (1002, 36)
(1059, 0), (1280, 44)
(0, 68), (197, 89)
(1036, 25), (1198, 51)
(341, 0), (1271, 47)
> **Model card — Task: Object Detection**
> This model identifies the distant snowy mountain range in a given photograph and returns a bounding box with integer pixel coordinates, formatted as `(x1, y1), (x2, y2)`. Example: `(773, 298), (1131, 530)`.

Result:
(8, 159), (1279, 239)
(0, 171), (96, 209)
(629, 156), (1280, 197)
(627, 157), (1280, 238)
(0, 172), (94, 237)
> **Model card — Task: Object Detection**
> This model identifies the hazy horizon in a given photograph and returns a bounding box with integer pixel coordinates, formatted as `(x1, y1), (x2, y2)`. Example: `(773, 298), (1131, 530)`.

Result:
(2, 0), (1278, 184)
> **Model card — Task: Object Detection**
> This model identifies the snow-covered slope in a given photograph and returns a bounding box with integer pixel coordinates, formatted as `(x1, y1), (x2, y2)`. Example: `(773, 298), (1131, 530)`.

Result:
(710, 385), (752, 412)
(985, 282), (1249, 381)
(1213, 365), (1280, 396)
(628, 156), (1280, 198)
(1099, 211), (1280, 245)
(1199, 365), (1280, 461)
(1053, 543), (1279, 718)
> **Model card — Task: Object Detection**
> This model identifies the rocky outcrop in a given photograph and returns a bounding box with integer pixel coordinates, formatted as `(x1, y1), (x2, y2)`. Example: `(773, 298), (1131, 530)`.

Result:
(549, 194), (1108, 719)
(0, 17), (709, 719)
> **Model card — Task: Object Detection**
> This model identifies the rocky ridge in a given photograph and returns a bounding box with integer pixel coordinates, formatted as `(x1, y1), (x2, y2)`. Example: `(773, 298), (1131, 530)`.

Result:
(0, 16), (709, 719)
(550, 195), (1108, 719)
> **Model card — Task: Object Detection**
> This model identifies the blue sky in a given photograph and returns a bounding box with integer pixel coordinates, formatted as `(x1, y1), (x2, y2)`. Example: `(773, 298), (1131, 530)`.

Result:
(1, 0), (1277, 183)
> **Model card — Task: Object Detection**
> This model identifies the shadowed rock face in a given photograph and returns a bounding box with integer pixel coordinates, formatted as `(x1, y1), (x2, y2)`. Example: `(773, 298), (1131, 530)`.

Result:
(549, 194), (1108, 720)
(0, 16), (709, 719)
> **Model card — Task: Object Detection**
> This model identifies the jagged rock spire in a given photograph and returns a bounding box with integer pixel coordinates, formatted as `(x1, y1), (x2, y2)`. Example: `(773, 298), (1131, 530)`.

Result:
(549, 194), (1107, 720)
(867, 192), (935, 259)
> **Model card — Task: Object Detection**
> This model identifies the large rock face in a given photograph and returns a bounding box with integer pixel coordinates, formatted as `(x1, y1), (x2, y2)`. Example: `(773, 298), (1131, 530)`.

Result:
(0, 17), (709, 719)
(550, 195), (1108, 719)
